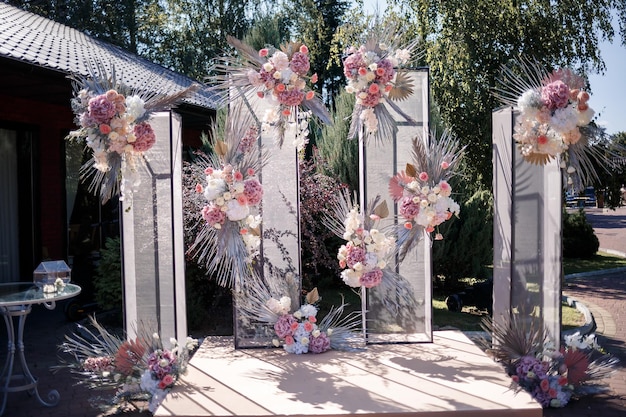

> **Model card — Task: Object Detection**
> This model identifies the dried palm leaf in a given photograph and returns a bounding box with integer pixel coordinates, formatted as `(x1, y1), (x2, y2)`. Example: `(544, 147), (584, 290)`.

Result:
(388, 70), (415, 101)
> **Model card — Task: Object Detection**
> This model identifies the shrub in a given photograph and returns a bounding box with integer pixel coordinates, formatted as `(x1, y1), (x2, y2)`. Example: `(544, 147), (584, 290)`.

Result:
(563, 209), (599, 259)
(299, 150), (348, 289)
(93, 236), (122, 314)
(432, 188), (494, 291)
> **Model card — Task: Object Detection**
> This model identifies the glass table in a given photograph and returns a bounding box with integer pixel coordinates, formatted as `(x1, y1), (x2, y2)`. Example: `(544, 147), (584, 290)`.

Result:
(0, 282), (81, 415)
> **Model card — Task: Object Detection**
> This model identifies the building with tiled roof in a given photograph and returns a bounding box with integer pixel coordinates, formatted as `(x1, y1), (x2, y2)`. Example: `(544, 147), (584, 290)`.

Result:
(0, 3), (215, 286)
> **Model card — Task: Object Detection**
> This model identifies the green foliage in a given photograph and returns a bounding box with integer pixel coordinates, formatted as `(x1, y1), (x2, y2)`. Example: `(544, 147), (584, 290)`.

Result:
(299, 152), (348, 289)
(592, 131), (626, 209)
(136, 0), (253, 79)
(93, 236), (122, 313)
(563, 209), (600, 259)
(433, 188), (494, 289)
(243, 13), (291, 50)
(312, 89), (359, 192)
(286, 0), (350, 105)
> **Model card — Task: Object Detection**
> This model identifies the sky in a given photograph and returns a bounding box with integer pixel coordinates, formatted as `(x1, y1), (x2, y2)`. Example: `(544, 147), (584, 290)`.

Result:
(361, 1), (626, 135)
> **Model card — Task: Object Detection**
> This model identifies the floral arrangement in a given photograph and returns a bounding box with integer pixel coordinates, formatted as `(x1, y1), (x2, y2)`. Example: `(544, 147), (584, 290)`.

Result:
(54, 316), (198, 414)
(495, 58), (621, 190)
(482, 315), (618, 408)
(389, 130), (464, 259)
(234, 277), (362, 353)
(323, 189), (417, 315)
(209, 36), (331, 148)
(67, 63), (197, 204)
(336, 202), (396, 289)
(268, 291), (340, 354)
(187, 108), (268, 288)
(342, 23), (420, 143)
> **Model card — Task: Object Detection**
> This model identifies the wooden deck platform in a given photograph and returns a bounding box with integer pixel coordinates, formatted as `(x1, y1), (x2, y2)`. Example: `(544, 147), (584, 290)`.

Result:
(155, 331), (542, 417)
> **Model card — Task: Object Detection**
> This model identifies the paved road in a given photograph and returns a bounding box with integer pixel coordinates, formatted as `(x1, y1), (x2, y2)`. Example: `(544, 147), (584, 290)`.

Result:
(1, 208), (624, 416)
(545, 207), (626, 417)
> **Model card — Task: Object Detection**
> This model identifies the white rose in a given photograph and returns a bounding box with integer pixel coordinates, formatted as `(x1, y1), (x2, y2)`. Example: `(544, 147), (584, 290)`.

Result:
(226, 199), (250, 221)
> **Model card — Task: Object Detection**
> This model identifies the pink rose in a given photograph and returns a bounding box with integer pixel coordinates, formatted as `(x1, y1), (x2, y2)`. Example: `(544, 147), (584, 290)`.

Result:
(201, 204), (226, 227)
(360, 89), (381, 107)
(418, 172), (429, 181)
(161, 374), (174, 388)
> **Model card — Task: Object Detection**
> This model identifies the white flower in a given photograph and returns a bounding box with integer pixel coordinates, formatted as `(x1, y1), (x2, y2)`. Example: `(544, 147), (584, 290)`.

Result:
(263, 108), (280, 124)
(293, 310), (302, 319)
(272, 339), (281, 347)
(341, 269), (361, 287)
(279, 296), (291, 313)
(299, 304), (317, 318)
(551, 106), (578, 133)
(394, 49), (411, 64)
(517, 89), (543, 115)
(246, 215), (262, 228)
(577, 106), (595, 126)
(226, 199), (250, 221)
(125, 95), (146, 122)
(270, 51), (289, 70)
(204, 178), (227, 201)
(312, 329), (321, 337)
(262, 62), (274, 72)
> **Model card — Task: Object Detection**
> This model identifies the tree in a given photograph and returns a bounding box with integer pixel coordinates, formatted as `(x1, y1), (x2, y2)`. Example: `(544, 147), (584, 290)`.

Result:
(593, 131), (626, 208)
(401, 0), (626, 188)
(8, 0), (141, 52)
(136, 0), (253, 79)
(287, 0), (351, 106)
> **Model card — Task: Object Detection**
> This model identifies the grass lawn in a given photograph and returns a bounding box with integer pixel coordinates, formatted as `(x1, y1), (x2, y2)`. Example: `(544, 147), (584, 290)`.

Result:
(433, 297), (585, 332)
(563, 251), (626, 275)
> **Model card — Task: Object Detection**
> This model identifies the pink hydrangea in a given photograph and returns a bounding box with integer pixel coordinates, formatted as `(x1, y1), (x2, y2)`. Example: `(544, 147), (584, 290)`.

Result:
(132, 122), (156, 152)
(345, 244), (366, 268)
(243, 178), (263, 205)
(274, 314), (297, 338)
(399, 196), (420, 219)
(360, 269), (383, 288)
(374, 59), (395, 84)
(289, 51), (310, 76)
(88, 94), (117, 124)
(343, 53), (366, 79)
(309, 332), (331, 354)
(541, 80), (570, 111)
(201, 204), (226, 227)
(276, 89), (305, 106)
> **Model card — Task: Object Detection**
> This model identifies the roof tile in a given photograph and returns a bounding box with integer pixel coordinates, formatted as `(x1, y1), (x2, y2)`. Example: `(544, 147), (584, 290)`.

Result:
(0, 3), (217, 109)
